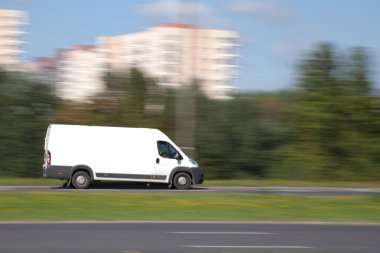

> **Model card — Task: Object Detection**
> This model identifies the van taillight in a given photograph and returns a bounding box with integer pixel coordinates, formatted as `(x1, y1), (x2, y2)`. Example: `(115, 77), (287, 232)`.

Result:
(45, 151), (51, 165)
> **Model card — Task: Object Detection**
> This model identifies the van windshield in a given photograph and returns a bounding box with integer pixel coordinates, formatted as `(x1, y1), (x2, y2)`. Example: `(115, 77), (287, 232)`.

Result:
(157, 141), (178, 159)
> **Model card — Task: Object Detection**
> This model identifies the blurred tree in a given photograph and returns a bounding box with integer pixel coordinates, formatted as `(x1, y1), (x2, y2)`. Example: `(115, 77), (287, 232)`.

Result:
(0, 69), (57, 177)
(273, 44), (380, 180)
(123, 67), (148, 116)
(195, 92), (286, 178)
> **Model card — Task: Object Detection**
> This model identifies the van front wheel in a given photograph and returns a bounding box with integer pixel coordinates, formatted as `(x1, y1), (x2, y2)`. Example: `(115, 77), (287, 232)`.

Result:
(72, 171), (91, 189)
(173, 172), (191, 190)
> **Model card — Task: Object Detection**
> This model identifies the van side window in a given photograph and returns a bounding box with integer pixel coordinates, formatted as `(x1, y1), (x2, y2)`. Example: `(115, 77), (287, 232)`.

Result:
(157, 141), (178, 159)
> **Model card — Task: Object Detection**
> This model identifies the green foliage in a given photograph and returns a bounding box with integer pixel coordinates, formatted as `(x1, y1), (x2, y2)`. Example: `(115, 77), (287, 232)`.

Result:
(196, 93), (286, 178)
(0, 70), (57, 177)
(272, 44), (380, 180)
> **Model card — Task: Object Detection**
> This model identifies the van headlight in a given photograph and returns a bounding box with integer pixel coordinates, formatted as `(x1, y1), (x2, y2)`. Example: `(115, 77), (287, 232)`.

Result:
(190, 159), (198, 167)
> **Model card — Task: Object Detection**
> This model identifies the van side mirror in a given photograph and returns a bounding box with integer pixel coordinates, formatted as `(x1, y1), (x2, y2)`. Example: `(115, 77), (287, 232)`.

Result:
(174, 152), (182, 160)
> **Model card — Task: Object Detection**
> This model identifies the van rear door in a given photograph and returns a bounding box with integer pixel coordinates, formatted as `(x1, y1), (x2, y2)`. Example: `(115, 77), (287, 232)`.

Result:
(42, 125), (51, 177)
(44, 125), (51, 151)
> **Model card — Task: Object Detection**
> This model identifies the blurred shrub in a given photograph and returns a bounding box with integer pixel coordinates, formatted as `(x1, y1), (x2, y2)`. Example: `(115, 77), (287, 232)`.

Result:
(270, 44), (380, 180)
(0, 69), (57, 177)
(196, 92), (287, 178)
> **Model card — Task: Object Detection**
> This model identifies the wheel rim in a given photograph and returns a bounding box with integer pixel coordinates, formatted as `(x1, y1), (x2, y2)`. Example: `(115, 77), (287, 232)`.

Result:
(76, 175), (87, 185)
(178, 176), (187, 185)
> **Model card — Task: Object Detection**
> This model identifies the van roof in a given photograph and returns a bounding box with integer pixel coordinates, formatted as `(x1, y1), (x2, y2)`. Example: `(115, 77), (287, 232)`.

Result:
(49, 124), (165, 138)
(50, 124), (158, 131)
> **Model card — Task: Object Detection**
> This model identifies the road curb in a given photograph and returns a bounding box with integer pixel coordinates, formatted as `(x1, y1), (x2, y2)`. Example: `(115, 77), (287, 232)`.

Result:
(1, 221), (380, 226)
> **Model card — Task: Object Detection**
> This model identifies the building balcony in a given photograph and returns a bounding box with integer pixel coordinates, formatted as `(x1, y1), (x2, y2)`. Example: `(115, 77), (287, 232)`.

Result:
(0, 39), (24, 46)
(158, 72), (179, 76)
(215, 42), (241, 48)
(157, 82), (180, 87)
(0, 48), (24, 54)
(157, 39), (181, 44)
(214, 52), (240, 58)
(0, 20), (27, 26)
(161, 50), (180, 54)
(160, 61), (179, 65)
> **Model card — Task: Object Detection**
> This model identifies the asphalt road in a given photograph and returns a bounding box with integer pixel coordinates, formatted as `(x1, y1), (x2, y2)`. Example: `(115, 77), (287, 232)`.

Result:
(1, 184), (380, 195)
(0, 222), (379, 253)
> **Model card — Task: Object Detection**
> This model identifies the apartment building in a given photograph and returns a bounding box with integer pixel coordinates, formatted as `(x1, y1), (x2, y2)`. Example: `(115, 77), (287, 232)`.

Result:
(98, 24), (239, 99)
(0, 9), (27, 70)
(55, 45), (106, 102)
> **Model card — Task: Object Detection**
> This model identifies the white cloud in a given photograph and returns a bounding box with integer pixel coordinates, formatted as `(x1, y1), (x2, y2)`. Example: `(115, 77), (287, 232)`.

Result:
(228, 0), (294, 23)
(270, 43), (305, 65)
(136, 0), (210, 19)
(272, 44), (295, 56)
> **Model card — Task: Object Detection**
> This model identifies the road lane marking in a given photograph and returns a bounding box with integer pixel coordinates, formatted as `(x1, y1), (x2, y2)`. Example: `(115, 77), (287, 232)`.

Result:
(168, 232), (274, 235)
(183, 245), (313, 249)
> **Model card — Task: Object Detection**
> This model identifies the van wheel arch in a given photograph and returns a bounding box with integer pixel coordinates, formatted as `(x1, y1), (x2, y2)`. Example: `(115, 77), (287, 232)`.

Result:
(69, 165), (94, 180)
(169, 167), (194, 185)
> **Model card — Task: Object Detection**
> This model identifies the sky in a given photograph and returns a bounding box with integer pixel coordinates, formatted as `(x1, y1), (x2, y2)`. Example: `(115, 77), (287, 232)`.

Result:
(2, 0), (380, 91)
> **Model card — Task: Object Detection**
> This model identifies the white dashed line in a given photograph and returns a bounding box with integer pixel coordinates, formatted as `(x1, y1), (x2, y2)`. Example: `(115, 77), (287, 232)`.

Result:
(169, 231), (274, 235)
(183, 245), (313, 249)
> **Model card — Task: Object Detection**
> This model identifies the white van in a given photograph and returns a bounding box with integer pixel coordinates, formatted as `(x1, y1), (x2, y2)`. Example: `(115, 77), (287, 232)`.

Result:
(42, 124), (204, 189)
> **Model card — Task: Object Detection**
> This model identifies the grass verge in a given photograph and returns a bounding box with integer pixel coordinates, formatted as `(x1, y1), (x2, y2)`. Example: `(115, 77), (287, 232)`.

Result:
(1, 192), (379, 222)
(204, 179), (380, 188)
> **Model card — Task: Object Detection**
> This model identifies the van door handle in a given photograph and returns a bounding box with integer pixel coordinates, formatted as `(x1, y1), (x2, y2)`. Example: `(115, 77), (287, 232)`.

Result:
(156, 158), (160, 164)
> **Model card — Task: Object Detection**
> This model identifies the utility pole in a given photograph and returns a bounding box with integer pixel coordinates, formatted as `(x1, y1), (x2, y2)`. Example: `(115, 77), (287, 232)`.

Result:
(175, 0), (198, 158)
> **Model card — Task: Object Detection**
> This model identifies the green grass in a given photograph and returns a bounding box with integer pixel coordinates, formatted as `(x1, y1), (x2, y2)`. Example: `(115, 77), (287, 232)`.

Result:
(1, 192), (380, 222)
(204, 179), (380, 188)
(0, 178), (379, 188)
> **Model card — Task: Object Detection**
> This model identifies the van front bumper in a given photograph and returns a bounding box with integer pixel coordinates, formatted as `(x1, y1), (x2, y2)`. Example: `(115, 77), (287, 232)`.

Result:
(191, 167), (204, 184)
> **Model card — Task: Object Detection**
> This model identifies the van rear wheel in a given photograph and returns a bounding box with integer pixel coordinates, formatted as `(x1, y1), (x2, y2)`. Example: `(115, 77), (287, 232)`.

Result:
(72, 171), (91, 189)
(173, 172), (191, 190)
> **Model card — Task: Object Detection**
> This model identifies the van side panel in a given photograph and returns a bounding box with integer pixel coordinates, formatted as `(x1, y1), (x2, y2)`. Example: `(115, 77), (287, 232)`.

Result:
(91, 128), (157, 181)
(47, 125), (88, 167)
(45, 125), (159, 182)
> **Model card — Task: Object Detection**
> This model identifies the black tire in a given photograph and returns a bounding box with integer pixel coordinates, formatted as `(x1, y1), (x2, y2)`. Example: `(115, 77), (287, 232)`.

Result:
(173, 172), (191, 190)
(72, 171), (91, 189)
